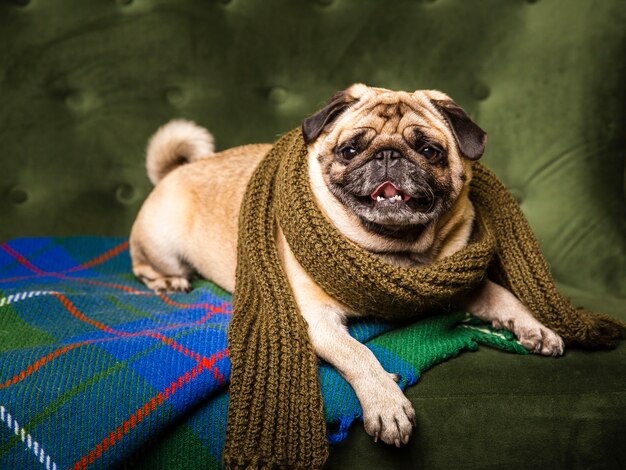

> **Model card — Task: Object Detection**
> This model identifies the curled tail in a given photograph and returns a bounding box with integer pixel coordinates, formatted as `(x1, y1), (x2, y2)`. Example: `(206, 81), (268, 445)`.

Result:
(146, 119), (215, 185)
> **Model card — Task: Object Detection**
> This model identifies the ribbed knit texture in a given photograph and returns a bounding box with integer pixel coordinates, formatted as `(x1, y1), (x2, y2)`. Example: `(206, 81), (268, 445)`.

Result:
(225, 129), (625, 469)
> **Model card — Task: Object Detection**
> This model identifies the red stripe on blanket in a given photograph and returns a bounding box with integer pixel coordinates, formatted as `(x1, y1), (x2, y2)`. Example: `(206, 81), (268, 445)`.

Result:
(72, 348), (229, 469)
(1, 244), (48, 275)
(65, 240), (129, 273)
(53, 293), (129, 335)
(1, 243), (217, 309)
(0, 302), (231, 390)
(0, 342), (90, 389)
(53, 292), (217, 363)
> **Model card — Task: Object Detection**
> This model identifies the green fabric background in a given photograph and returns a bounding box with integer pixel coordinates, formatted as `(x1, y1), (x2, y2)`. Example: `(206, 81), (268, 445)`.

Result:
(1, 0), (624, 468)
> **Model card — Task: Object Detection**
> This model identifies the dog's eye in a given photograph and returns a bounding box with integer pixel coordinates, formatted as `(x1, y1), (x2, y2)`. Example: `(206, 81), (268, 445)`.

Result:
(340, 146), (358, 160)
(418, 144), (441, 161)
(421, 146), (438, 159)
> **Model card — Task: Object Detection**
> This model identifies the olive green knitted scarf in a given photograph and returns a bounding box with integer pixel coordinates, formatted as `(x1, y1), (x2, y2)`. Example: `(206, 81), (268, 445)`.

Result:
(223, 129), (624, 469)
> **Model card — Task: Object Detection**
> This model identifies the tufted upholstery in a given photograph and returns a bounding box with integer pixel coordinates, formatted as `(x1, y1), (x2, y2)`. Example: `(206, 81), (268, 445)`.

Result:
(2, 0), (626, 297)
(1, 0), (625, 468)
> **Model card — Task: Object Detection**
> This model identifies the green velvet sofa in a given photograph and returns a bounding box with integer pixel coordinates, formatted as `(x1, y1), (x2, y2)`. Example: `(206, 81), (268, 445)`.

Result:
(1, 0), (624, 468)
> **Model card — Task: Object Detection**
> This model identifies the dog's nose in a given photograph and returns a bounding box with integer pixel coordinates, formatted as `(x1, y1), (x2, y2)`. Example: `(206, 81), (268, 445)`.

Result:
(374, 149), (403, 171)
(374, 149), (403, 161)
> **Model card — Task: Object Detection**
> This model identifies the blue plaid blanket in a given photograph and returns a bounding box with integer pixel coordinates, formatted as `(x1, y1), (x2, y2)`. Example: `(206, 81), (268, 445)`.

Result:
(0, 237), (526, 469)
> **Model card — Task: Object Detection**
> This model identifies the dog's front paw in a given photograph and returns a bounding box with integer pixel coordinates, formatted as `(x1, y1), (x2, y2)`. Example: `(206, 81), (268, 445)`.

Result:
(496, 318), (564, 357)
(360, 379), (416, 447)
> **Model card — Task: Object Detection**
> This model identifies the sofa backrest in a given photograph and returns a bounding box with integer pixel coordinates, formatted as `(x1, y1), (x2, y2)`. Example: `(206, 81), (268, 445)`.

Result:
(1, 0), (624, 297)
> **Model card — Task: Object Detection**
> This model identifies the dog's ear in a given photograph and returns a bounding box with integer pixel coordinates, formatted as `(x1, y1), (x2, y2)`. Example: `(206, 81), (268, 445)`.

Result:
(432, 100), (487, 160)
(302, 90), (358, 144)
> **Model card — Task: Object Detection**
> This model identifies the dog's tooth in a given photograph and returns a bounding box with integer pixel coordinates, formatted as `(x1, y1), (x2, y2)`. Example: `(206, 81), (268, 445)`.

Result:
(377, 196), (383, 202)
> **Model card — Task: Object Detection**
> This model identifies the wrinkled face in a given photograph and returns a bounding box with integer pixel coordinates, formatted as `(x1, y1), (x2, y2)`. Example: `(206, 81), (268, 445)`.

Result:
(303, 85), (487, 235)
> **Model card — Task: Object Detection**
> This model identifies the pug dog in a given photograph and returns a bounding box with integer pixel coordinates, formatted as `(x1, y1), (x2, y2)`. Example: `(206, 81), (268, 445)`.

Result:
(130, 84), (564, 447)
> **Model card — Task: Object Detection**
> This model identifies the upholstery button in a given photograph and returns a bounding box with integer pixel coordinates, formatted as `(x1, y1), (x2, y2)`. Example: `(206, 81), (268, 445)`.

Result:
(472, 82), (490, 101)
(526, 0), (539, 3)
(116, 184), (138, 205)
(165, 87), (186, 106)
(13, 0), (30, 6)
(65, 91), (85, 109)
(65, 90), (99, 111)
(268, 87), (288, 105)
(116, 0), (133, 5)
(509, 188), (524, 204)
(315, 0), (333, 6)
(217, 0), (232, 4)
(8, 186), (29, 205)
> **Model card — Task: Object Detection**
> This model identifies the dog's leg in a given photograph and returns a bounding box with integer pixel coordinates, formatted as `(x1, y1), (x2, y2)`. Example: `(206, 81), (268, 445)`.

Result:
(303, 303), (416, 446)
(464, 279), (565, 356)
(277, 229), (415, 446)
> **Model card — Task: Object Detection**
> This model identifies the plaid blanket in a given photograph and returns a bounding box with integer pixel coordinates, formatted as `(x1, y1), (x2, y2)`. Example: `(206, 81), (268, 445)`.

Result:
(0, 237), (526, 469)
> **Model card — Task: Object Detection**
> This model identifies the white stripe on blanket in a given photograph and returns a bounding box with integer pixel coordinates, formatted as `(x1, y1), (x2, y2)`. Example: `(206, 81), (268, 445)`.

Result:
(1, 405), (58, 470)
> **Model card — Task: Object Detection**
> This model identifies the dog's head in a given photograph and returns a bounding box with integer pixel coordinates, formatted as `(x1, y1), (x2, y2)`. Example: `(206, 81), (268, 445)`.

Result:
(303, 84), (487, 239)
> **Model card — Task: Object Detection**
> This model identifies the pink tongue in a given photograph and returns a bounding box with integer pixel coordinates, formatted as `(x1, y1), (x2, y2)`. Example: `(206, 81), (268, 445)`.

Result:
(371, 181), (401, 199)
(382, 183), (400, 198)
